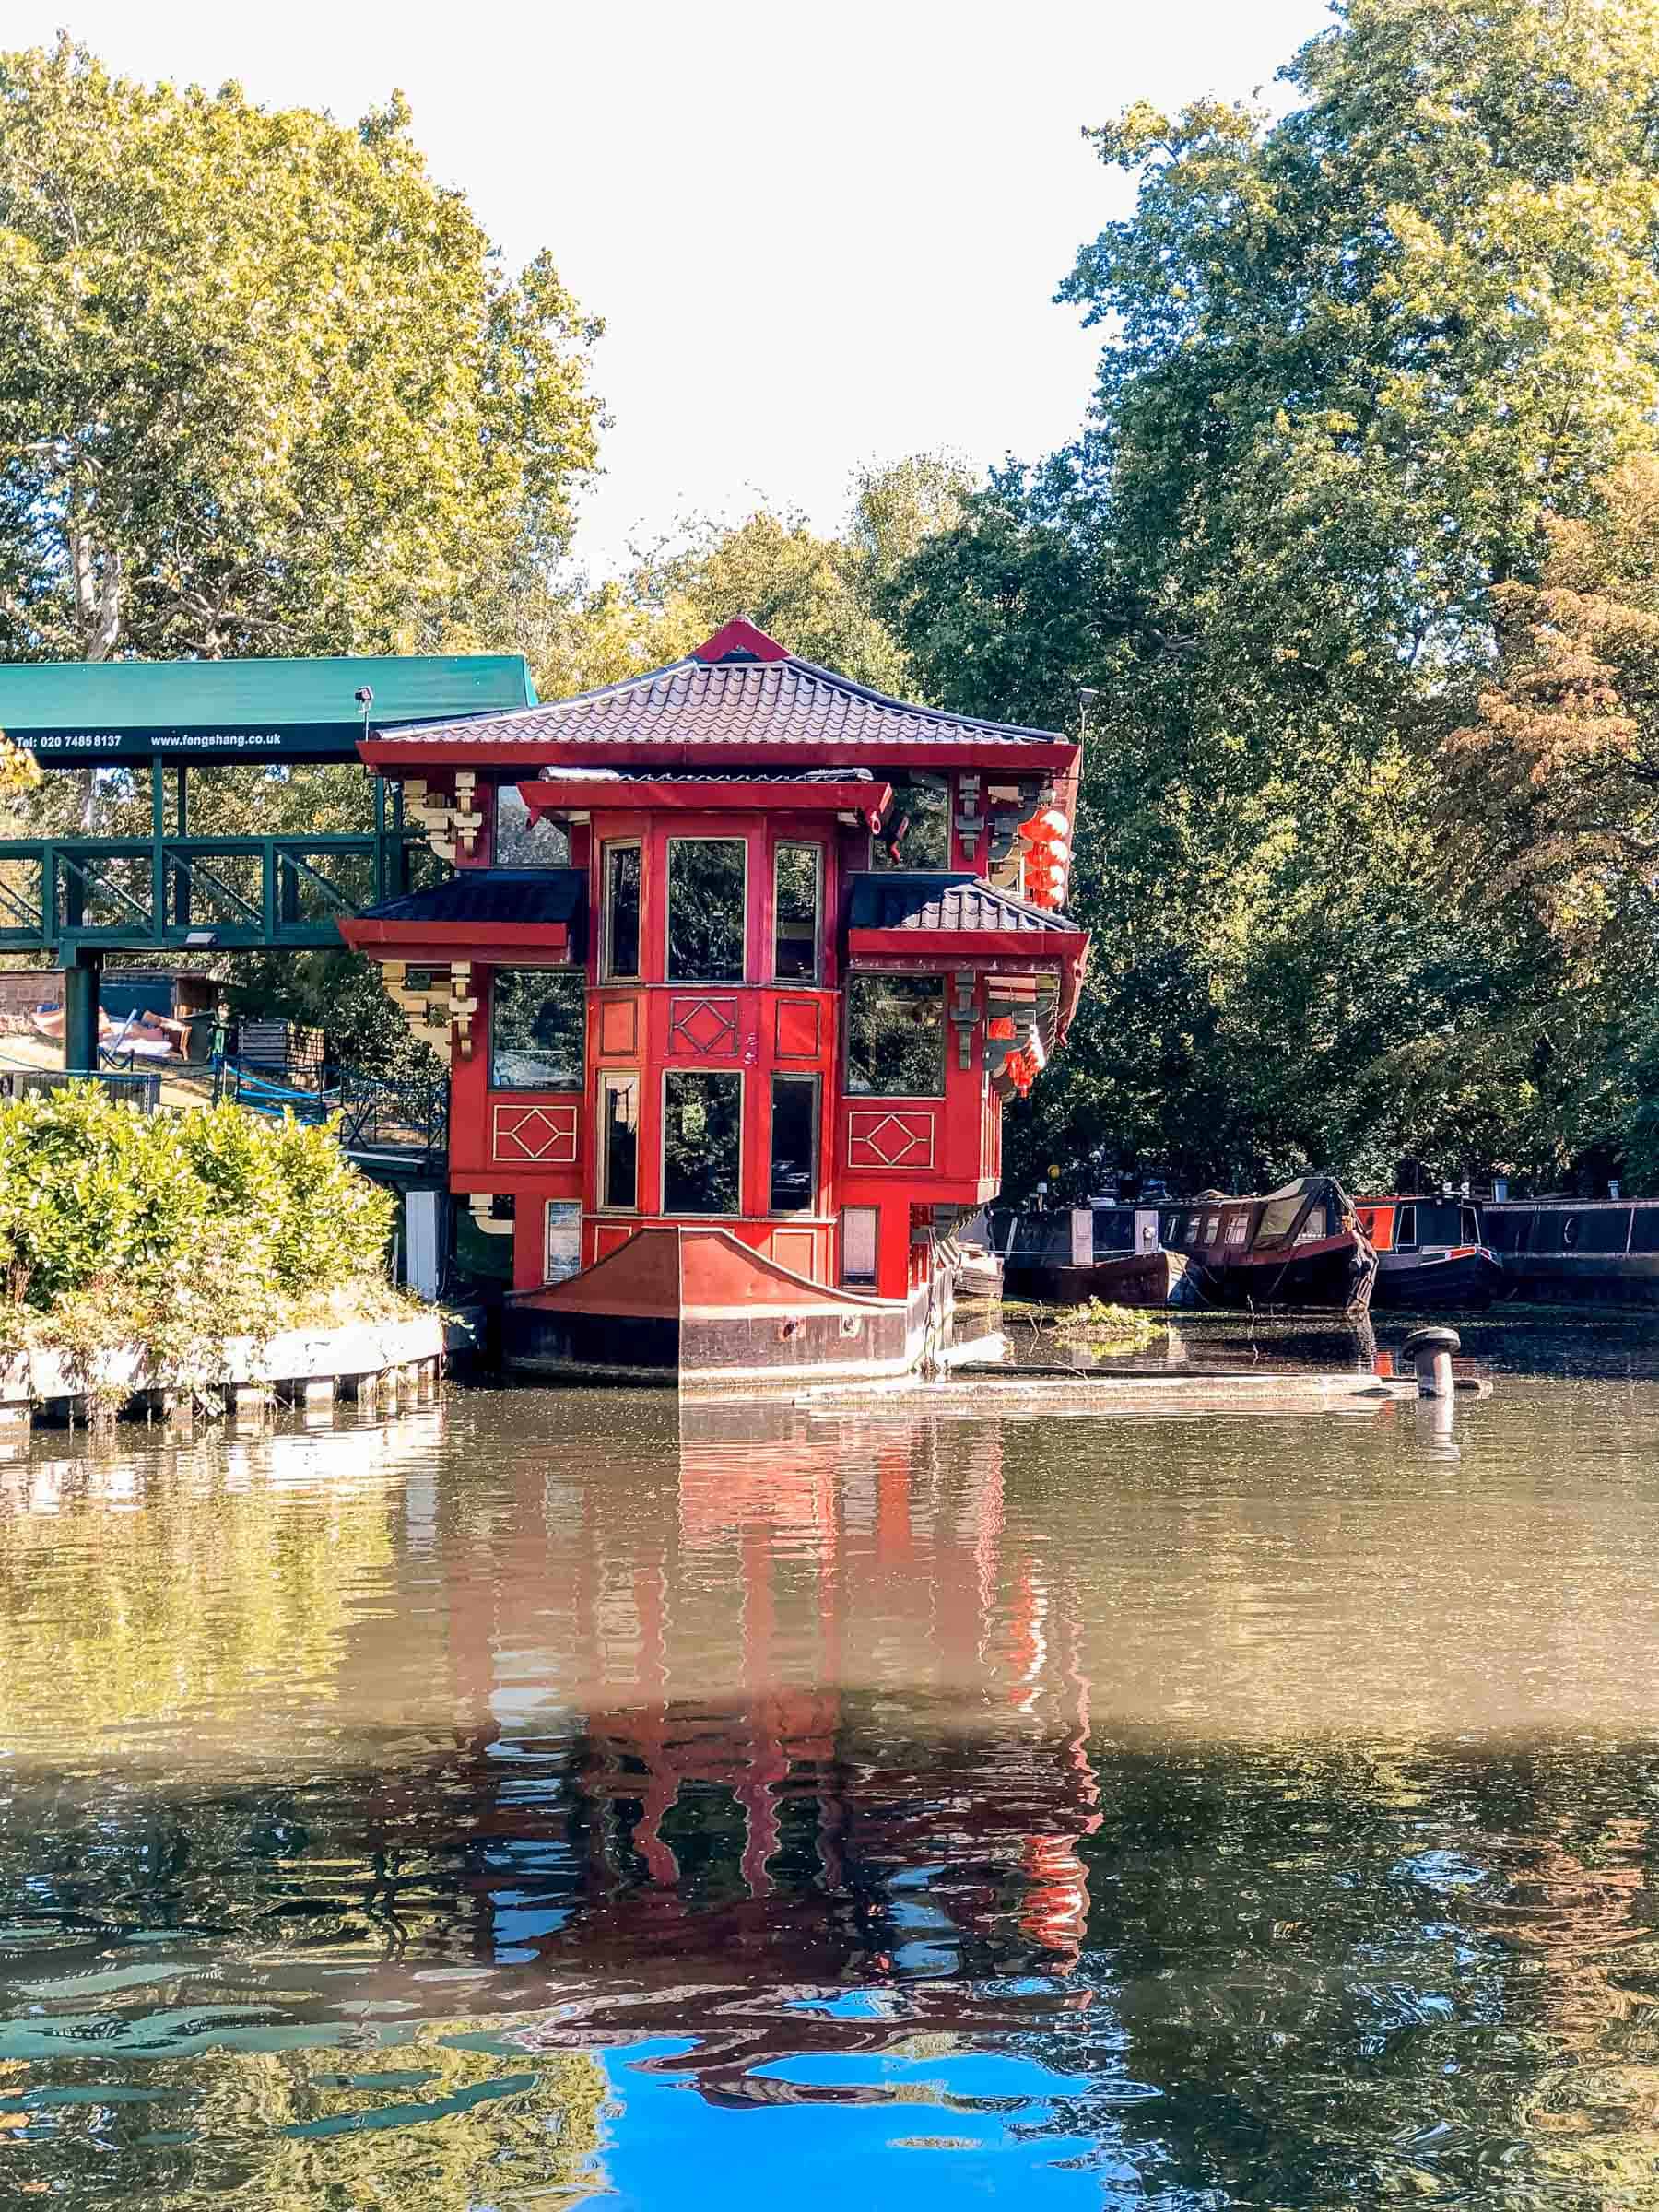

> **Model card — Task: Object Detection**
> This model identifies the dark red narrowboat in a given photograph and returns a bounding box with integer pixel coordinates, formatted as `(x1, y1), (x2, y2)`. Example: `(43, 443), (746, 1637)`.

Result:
(1160, 1176), (1376, 1312)
(1353, 1195), (1506, 1310)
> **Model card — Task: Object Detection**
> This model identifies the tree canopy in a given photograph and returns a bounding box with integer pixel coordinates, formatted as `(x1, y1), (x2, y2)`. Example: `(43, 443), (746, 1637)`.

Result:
(0, 38), (602, 664)
(884, 0), (1659, 1193)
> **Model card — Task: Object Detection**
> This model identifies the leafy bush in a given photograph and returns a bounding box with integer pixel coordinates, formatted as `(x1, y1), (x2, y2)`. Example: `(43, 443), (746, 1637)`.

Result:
(0, 1088), (395, 1387)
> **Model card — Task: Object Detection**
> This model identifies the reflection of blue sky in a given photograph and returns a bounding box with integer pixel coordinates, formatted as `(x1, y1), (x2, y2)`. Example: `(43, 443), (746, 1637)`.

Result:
(598, 2041), (1106, 2209)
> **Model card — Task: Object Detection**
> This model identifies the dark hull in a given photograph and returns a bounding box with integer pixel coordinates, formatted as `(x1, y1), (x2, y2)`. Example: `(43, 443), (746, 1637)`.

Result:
(1192, 1241), (1373, 1312)
(1372, 1249), (1507, 1311)
(1001, 1250), (1182, 1310)
(1483, 1202), (1659, 1306)
(502, 1302), (681, 1382)
(1489, 1254), (1659, 1307)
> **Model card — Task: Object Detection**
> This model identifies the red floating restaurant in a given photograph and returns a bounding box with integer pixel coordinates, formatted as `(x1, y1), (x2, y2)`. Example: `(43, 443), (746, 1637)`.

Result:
(341, 618), (1088, 1384)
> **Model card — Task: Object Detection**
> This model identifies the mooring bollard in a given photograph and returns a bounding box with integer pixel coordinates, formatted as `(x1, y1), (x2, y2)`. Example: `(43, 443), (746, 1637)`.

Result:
(1401, 1324), (1459, 1398)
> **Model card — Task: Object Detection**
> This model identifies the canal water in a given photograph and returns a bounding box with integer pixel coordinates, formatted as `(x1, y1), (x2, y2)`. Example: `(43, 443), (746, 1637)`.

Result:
(2, 1316), (1658, 2206)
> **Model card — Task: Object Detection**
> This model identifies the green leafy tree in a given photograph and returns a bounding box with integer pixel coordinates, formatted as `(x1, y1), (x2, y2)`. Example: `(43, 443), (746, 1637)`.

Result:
(889, 0), (1659, 1191)
(0, 37), (602, 664)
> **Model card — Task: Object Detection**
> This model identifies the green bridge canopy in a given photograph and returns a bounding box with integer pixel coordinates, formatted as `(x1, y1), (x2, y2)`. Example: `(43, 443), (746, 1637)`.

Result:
(0, 653), (536, 765)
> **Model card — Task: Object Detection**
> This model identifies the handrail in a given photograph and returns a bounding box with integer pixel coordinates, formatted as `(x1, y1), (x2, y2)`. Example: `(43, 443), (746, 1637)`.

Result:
(0, 830), (424, 951)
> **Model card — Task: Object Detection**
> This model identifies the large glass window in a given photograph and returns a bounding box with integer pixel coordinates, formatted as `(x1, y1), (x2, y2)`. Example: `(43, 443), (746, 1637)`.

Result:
(602, 842), (641, 980)
(490, 969), (584, 1089)
(773, 843), (822, 982)
(664, 1072), (742, 1215)
(846, 974), (945, 1097)
(667, 839), (746, 982)
(494, 785), (571, 866)
(874, 778), (948, 870)
(770, 1074), (818, 1214)
(600, 1072), (639, 1209)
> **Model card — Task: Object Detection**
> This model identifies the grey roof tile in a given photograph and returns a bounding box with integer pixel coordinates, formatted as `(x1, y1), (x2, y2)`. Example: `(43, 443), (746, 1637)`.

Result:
(376, 654), (1062, 754)
(847, 871), (1081, 936)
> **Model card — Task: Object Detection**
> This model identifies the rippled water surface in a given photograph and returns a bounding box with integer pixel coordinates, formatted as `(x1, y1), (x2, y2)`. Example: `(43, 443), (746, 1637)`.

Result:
(4, 1314), (1659, 2206)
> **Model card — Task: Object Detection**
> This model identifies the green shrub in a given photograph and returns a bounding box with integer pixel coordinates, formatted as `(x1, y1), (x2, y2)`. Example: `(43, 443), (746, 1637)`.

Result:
(0, 1087), (395, 1361)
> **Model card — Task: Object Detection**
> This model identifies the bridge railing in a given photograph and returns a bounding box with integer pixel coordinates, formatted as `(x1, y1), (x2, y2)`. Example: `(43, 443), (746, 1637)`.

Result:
(0, 1064), (163, 1112)
(0, 832), (425, 952)
(215, 1054), (448, 1165)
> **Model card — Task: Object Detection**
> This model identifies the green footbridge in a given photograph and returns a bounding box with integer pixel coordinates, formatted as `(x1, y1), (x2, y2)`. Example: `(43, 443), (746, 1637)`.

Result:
(0, 653), (534, 1072)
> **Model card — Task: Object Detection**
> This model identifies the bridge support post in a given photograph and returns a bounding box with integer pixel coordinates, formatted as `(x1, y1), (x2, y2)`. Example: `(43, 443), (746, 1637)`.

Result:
(63, 949), (101, 1075)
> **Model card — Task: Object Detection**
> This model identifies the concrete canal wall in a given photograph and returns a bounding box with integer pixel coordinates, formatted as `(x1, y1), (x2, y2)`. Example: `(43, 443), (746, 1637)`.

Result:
(0, 1312), (475, 1440)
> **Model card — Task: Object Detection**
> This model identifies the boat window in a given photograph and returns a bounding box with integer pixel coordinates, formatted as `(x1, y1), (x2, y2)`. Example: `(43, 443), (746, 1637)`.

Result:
(1183, 1215), (1201, 1247)
(841, 1205), (878, 1286)
(770, 1074), (818, 1214)
(663, 1072), (741, 1215)
(873, 778), (949, 869)
(773, 844), (822, 982)
(846, 974), (945, 1097)
(1090, 1207), (1133, 1258)
(1203, 1212), (1221, 1244)
(1258, 1194), (1305, 1245)
(603, 843), (641, 981)
(1225, 1214), (1249, 1246)
(1418, 1203), (1461, 1245)
(1394, 1205), (1418, 1249)
(490, 969), (584, 1090)
(494, 784), (571, 867)
(599, 1071), (639, 1210)
(667, 839), (746, 982)
(1461, 1206), (1481, 1244)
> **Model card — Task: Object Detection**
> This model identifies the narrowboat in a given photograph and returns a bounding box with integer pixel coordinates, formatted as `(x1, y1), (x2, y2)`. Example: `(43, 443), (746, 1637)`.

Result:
(1352, 1195), (1506, 1309)
(988, 1199), (1182, 1308)
(1481, 1199), (1659, 1305)
(1158, 1176), (1376, 1312)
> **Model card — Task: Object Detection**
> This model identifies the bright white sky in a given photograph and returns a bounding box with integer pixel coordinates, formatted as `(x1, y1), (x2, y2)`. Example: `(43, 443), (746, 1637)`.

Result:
(15, 0), (1331, 574)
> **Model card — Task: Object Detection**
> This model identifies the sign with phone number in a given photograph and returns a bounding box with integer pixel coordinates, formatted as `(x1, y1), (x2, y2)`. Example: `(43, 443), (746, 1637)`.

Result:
(18, 726), (366, 762)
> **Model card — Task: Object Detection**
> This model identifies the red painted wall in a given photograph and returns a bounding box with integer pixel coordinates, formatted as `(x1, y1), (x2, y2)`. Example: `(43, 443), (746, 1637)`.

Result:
(439, 794), (1031, 1304)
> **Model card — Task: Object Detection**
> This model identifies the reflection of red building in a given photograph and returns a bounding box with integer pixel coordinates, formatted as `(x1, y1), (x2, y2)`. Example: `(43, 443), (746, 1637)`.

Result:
(418, 1402), (1105, 2051)
(342, 619), (1088, 1381)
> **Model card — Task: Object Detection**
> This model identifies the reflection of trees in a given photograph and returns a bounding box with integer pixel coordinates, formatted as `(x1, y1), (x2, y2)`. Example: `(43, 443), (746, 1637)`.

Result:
(7, 1394), (1659, 2203)
(0, 1441), (399, 1751)
(845, 976), (942, 1096)
(1, 2021), (605, 2208)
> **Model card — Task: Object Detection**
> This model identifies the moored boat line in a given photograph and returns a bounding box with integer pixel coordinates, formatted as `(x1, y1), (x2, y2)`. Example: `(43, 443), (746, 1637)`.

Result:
(1353, 1194), (1507, 1310)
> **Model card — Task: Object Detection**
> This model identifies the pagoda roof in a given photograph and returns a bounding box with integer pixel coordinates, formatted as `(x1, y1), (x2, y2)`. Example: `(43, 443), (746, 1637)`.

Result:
(361, 619), (1074, 772)
(847, 871), (1083, 940)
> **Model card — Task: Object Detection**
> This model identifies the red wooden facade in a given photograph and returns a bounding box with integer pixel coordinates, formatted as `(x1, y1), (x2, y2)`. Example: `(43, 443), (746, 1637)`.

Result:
(343, 620), (1088, 1359)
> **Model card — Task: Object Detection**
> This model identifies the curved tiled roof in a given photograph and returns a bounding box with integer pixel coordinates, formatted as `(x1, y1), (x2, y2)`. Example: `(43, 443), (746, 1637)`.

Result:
(847, 872), (1082, 937)
(375, 653), (1063, 756)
